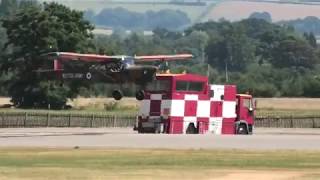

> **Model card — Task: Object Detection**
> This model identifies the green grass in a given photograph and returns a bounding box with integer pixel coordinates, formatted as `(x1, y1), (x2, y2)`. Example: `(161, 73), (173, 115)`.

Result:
(0, 149), (319, 179)
(2, 97), (320, 118)
(256, 109), (320, 118)
(0, 108), (137, 116)
(1, 107), (319, 118)
(2, 149), (317, 169)
(0, 107), (320, 118)
(0, 98), (139, 115)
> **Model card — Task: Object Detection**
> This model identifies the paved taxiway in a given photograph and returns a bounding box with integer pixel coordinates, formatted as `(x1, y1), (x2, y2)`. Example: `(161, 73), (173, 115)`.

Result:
(0, 128), (319, 150)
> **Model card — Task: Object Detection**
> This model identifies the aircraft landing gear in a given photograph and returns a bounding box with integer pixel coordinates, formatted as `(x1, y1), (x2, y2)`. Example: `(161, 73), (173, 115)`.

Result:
(112, 90), (123, 100)
(112, 85), (145, 101)
(135, 90), (145, 101)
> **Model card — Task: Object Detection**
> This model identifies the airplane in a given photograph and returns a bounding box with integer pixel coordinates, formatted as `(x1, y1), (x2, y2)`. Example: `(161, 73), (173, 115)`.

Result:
(37, 52), (193, 100)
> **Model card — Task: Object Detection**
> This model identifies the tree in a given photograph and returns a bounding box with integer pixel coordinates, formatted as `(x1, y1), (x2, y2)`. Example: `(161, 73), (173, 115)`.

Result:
(303, 73), (320, 97)
(280, 16), (320, 36)
(153, 27), (183, 40)
(303, 32), (317, 48)
(93, 34), (124, 55)
(1, 2), (94, 109)
(0, 25), (10, 96)
(184, 31), (209, 63)
(123, 33), (148, 55)
(0, 0), (18, 17)
(270, 37), (318, 69)
(0, 25), (5, 52)
(205, 22), (256, 72)
(89, 7), (190, 30)
(249, 12), (272, 23)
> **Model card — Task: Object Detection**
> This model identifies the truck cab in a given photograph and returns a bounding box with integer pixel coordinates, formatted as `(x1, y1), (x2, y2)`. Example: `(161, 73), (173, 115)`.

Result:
(236, 94), (255, 134)
(135, 73), (255, 134)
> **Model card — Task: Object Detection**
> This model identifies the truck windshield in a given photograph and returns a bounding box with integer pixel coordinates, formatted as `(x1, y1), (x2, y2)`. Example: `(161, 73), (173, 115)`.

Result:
(243, 98), (253, 109)
(176, 81), (204, 92)
(146, 80), (170, 92)
(146, 80), (170, 91)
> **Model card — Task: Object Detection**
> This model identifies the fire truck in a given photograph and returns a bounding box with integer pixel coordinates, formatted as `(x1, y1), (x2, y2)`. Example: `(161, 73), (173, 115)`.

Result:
(134, 73), (255, 134)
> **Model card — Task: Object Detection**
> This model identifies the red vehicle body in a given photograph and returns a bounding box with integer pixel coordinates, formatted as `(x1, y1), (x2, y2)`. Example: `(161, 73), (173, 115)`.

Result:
(134, 73), (255, 134)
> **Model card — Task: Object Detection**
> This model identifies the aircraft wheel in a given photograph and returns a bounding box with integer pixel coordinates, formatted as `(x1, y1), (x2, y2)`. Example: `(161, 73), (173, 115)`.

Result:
(135, 90), (145, 101)
(112, 90), (123, 101)
(154, 124), (162, 134)
(186, 123), (197, 134)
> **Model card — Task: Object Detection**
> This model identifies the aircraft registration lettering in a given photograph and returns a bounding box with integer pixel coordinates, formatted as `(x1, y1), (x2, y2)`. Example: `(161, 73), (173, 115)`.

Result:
(62, 73), (84, 79)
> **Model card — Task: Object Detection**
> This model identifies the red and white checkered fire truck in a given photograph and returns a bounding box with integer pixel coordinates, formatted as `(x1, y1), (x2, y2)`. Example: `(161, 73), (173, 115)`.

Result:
(134, 73), (255, 134)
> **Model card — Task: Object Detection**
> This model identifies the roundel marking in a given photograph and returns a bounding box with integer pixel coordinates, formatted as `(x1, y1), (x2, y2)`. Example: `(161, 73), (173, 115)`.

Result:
(86, 72), (92, 80)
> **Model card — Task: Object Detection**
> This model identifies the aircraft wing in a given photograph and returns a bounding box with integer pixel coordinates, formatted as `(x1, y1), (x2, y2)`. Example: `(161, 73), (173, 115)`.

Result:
(134, 54), (193, 63)
(43, 52), (121, 62)
(37, 52), (122, 73)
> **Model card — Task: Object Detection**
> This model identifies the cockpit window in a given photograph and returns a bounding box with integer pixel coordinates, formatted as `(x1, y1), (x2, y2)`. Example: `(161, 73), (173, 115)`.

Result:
(123, 57), (134, 65)
(146, 80), (170, 92)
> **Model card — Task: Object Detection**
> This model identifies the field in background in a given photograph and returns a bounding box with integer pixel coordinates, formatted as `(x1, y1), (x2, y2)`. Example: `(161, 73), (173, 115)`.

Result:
(38, 0), (213, 23)
(1, 97), (320, 117)
(205, 1), (320, 22)
(69, 97), (320, 117)
(0, 97), (138, 114)
(37, 0), (320, 24)
(256, 98), (320, 117)
(0, 148), (318, 180)
(68, 97), (139, 112)
(256, 98), (320, 110)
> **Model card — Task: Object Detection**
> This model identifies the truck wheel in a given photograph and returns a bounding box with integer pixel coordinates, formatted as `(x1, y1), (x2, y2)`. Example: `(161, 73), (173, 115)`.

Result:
(137, 128), (144, 134)
(237, 124), (248, 135)
(186, 123), (197, 134)
(154, 124), (161, 134)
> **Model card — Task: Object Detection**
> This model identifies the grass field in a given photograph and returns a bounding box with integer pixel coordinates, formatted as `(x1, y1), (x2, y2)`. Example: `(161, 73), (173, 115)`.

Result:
(0, 97), (138, 115)
(1, 97), (320, 117)
(256, 98), (320, 117)
(205, 1), (320, 22)
(69, 97), (320, 117)
(0, 148), (319, 179)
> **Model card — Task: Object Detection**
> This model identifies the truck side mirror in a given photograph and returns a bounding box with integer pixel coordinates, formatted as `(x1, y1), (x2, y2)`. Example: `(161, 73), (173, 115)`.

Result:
(248, 99), (254, 112)
(248, 106), (254, 115)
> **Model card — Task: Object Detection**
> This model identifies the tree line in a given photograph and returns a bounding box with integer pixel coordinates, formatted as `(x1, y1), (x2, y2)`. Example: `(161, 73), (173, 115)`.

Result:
(1, 0), (320, 109)
(249, 11), (320, 36)
(84, 7), (190, 30)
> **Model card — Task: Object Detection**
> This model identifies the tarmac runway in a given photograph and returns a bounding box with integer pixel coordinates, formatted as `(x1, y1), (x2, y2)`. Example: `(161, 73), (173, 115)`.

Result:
(0, 128), (319, 150)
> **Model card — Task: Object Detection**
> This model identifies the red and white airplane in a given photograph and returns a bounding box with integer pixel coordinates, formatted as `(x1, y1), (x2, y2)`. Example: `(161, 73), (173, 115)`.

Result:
(38, 52), (193, 100)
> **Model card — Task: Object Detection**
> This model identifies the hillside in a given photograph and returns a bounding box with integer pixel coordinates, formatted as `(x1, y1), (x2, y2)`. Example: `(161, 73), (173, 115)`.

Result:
(37, 1), (320, 24)
(204, 1), (320, 22)
(38, 0), (218, 24)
